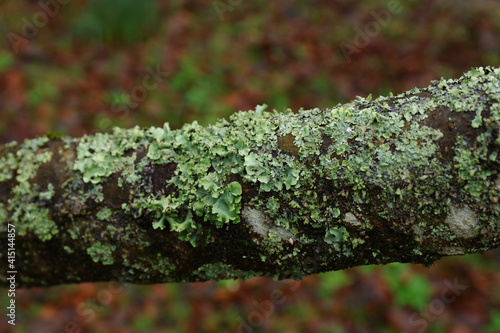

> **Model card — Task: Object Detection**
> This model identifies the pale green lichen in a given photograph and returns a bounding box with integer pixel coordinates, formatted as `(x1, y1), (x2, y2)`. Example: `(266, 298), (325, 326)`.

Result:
(344, 212), (361, 226)
(241, 207), (268, 237)
(242, 206), (295, 241)
(96, 207), (113, 221)
(0, 152), (17, 182)
(413, 223), (424, 244)
(135, 105), (301, 245)
(3, 136), (59, 241)
(39, 183), (55, 201)
(324, 226), (351, 254)
(63, 245), (74, 254)
(269, 226), (295, 242)
(86, 242), (115, 265)
(73, 126), (151, 184)
(152, 210), (200, 246)
(454, 136), (494, 200)
(441, 246), (467, 256)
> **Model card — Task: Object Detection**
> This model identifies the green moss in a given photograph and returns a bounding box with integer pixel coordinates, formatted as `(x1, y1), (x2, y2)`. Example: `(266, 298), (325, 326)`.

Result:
(45, 131), (62, 140)
(122, 253), (176, 280)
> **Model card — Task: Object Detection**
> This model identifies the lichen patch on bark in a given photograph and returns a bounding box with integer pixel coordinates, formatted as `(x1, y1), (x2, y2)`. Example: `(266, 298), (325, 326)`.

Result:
(445, 205), (479, 239)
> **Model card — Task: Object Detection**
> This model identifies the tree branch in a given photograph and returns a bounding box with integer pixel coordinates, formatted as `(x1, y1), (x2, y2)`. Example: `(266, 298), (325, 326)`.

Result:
(1, 67), (500, 288)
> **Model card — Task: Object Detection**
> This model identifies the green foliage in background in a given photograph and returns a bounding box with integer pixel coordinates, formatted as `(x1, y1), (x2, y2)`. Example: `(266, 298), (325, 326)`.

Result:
(0, 50), (14, 73)
(486, 309), (500, 332)
(317, 271), (350, 298)
(384, 263), (432, 310)
(70, 0), (160, 45)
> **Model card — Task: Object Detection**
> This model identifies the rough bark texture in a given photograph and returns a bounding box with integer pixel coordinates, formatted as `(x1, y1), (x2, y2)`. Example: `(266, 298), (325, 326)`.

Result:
(1, 67), (500, 288)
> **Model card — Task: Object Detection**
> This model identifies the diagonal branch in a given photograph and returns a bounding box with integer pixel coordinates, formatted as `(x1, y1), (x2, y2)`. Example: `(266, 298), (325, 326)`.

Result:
(1, 67), (500, 288)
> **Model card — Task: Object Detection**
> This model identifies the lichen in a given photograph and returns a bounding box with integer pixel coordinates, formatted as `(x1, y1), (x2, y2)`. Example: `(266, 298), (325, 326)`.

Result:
(242, 206), (295, 242)
(122, 253), (176, 280)
(96, 207), (113, 221)
(445, 205), (479, 239)
(0, 151), (17, 182)
(64, 67), (500, 259)
(73, 126), (150, 184)
(123, 104), (303, 245)
(3, 136), (59, 240)
(86, 242), (115, 265)
(344, 212), (361, 226)
(242, 207), (268, 237)
(324, 226), (351, 254)
(152, 210), (200, 247)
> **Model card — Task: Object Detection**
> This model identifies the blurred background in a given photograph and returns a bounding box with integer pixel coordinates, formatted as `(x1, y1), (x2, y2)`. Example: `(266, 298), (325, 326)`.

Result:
(1, 0), (500, 332)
